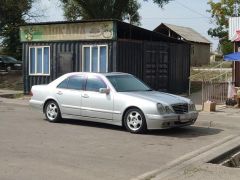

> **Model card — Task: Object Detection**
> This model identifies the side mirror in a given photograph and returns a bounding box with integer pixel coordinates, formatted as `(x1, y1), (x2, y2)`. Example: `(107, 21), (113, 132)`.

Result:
(99, 88), (110, 94)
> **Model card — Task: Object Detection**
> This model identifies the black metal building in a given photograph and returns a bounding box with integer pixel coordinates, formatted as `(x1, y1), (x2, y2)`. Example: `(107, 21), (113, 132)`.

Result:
(20, 19), (190, 94)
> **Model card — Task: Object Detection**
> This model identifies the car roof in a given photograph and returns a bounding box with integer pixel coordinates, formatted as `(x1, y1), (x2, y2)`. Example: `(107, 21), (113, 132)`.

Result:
(64, 72), (131, 77)
(49, 72), (132, 88)
(101, 72), (131, 76)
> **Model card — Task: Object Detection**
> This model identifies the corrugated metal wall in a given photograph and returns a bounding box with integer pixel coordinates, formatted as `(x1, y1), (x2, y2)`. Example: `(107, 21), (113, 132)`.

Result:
(143, 42), (169, 92)
(116, 40), (190, 94)
(229, 17), (240, 41)
(168, 43), (190, 93)
(116, 40), (144, 79)
(22, 41), (113, 94)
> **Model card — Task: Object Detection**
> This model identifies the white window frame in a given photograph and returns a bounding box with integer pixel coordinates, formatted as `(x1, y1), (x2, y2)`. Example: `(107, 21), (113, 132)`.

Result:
(29, 46), (50, 76)
(82, 45), (108, 73)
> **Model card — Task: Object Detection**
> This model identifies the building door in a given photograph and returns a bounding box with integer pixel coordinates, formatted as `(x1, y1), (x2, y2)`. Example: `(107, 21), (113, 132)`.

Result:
(58, 52), (73, 77)
(144, 42), (169, 91)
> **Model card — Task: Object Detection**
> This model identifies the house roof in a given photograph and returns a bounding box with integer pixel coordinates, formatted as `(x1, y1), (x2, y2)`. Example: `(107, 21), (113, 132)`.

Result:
(154, 23), (211, 44)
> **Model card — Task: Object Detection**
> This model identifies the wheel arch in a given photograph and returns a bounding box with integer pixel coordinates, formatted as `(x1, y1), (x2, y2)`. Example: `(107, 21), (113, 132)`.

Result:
(121, 106), (146, 128)
(43, 98), (58, 113)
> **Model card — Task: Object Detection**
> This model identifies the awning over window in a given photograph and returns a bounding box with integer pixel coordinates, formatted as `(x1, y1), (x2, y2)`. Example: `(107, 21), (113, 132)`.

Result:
(224, 52), (240, 61)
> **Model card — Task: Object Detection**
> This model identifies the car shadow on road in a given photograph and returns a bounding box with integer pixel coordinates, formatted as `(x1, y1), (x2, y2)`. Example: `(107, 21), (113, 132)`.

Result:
(59, 118), (125, 131)
(58, 119), (223, 138)
(147, 126), (223, 138)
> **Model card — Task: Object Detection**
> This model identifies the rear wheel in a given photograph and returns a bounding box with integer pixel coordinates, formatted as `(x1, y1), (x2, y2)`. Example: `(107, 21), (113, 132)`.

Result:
(44, 100), (61, 122)
(124, 108), (147, 134)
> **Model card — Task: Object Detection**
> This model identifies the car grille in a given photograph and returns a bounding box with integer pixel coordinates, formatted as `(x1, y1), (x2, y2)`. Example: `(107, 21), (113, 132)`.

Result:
(172, 103), (188, 114)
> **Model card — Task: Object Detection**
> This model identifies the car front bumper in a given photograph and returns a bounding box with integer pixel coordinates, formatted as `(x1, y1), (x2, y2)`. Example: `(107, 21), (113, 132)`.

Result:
(146, 112), (199, 129)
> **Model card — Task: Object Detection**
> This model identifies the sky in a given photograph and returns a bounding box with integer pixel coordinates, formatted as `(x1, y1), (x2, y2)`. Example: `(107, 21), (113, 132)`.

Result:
(32, 0), (218, 50)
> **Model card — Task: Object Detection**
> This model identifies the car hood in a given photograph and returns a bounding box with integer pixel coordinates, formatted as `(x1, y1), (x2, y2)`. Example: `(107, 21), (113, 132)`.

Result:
(120, 91), (191, 105)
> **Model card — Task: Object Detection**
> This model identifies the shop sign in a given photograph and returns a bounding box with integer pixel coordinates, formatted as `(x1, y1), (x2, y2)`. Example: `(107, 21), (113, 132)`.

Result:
(20, 21), (115, 42)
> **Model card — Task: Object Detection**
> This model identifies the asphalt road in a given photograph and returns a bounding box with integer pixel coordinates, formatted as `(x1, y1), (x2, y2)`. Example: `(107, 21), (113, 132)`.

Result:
(0, 101), (236, 180)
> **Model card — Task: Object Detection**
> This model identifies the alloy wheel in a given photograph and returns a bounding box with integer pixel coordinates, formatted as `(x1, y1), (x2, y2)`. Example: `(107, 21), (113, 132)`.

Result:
(46, 102), (58, 121)
(126, 111), (143, 131)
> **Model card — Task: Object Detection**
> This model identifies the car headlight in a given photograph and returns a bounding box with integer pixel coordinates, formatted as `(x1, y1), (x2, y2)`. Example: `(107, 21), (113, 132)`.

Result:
(157, 103), (165, 114)
(157, 103), (174, 114)
(189, 103), (196, 111)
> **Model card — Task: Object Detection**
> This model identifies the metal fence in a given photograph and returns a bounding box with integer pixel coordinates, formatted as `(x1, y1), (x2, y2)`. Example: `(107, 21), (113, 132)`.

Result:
(202, 81), (234, 104)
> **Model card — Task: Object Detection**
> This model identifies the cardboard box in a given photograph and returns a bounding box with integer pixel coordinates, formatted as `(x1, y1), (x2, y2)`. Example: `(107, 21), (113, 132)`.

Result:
(204, 101), (216, 112)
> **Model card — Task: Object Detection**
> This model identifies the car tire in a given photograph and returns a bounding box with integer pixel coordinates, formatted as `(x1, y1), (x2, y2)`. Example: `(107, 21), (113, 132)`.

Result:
(44, 100), (62, 123)
(124, 108), (147, 134)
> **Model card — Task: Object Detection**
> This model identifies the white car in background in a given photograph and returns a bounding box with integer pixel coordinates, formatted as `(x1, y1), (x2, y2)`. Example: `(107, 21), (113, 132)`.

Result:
(30, 72), (198, 133)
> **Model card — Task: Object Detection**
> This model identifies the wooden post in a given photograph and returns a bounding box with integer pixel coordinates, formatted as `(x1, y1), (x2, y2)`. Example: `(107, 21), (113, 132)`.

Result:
(202, 81), (204, 111)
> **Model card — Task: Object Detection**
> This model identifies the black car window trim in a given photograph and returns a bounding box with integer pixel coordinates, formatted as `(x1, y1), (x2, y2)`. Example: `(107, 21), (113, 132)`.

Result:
(84, 75), (107, 92)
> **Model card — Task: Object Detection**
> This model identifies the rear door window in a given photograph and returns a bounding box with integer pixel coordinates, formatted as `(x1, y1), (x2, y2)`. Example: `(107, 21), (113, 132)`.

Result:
(57, 78), (69, 89)
(67, 76), (85, 90)
(57, 76), (85, 90)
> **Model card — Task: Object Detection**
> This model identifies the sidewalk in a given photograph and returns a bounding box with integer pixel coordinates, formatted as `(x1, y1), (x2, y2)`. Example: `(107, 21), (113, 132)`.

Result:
(0, 89), (23, 98)
(0, 89), (29, 106)
(133, 105), (240, 180)
(134, 135), (240, 180)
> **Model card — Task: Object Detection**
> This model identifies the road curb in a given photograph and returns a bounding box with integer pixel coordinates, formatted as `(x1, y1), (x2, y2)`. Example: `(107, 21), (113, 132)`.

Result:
(132, 135), (240, 180)
(194, 119), (240, 131)
(0, 97), (29, 106)
(0, 93), (24, 99)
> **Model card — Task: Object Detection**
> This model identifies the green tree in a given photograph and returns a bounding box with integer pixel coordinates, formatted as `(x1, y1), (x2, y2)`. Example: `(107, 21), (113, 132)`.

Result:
(61, 0), (172, 25)
(207, 0), (240, 54)
(0, 0), (34, 59)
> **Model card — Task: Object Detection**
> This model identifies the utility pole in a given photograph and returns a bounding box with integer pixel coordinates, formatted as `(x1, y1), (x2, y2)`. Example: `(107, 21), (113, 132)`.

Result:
(234, 0), (239, 17)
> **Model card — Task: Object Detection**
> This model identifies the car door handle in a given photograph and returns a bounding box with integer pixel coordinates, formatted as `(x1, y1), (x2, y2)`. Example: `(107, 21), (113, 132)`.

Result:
(57, 91), (63, 95)
(82, 94), (89, 98)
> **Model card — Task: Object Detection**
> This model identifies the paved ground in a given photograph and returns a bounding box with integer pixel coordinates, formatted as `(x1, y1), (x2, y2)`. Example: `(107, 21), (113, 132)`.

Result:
(0, 97), (240, 180)
(160, 163), (240, 180)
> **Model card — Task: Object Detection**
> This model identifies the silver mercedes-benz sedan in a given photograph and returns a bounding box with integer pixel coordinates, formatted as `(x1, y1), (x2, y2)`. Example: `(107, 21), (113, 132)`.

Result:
(30, 72), (198, 133)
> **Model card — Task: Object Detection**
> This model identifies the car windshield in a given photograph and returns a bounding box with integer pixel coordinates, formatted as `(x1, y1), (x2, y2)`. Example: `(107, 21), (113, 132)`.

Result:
(6, 56), (18, 62)
(106, 75), (152, 92)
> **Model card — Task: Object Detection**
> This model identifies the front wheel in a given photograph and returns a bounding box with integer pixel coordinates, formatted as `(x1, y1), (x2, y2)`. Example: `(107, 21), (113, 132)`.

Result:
(44, 100), (61, 123)
(124, 108), (147, 134)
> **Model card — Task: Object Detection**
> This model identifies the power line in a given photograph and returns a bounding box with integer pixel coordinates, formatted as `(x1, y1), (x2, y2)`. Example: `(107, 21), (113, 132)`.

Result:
(175, 0), (210, 19)
(142, 17), (209, 20)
